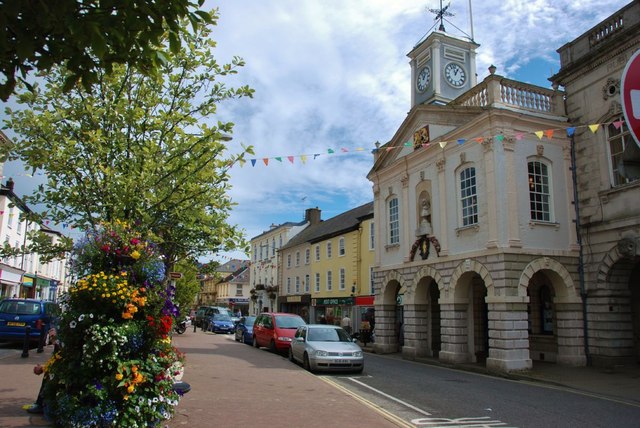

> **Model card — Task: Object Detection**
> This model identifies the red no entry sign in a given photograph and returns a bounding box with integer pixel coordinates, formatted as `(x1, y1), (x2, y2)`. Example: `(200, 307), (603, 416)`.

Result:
(621, 49), (640, 149)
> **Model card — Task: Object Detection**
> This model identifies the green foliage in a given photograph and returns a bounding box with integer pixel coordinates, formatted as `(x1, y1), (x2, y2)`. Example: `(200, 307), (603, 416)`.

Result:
(3, 16), (255, 270)
(172, 259), (202, 313)
(0, 0), (213, 100)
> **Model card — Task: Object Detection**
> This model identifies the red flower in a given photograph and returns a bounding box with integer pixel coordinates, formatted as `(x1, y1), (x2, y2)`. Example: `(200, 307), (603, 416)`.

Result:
(101, 244), (111, 252)
(130, 238), (140, 245)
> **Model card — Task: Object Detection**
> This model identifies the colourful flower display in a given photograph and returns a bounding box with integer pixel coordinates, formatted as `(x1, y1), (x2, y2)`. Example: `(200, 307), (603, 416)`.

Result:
(42, 222), (184, 427)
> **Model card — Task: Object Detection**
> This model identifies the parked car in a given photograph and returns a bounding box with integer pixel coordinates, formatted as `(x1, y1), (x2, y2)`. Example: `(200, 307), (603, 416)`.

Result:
(206, 313), (235, 334)
(234, 315), (256, 345)
(199, 306), (232, 330)
(252, 312), (306, 353)
(0, 299), (60, 343)
(289, 324), (364, 373)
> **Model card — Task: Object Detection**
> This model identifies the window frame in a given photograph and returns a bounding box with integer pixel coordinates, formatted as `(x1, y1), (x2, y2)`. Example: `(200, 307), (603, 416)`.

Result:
(388, 197), (400, 245)
(338, 237), (345, 256)
(528, 159), (553, 222)
(459, 166), (478, 227)
(326, 270), (332, 291)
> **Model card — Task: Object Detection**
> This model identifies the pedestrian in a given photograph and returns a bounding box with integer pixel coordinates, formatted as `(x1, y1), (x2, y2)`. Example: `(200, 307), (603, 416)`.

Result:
(24, 328), (60, 414)
(341, 314), (352, 335)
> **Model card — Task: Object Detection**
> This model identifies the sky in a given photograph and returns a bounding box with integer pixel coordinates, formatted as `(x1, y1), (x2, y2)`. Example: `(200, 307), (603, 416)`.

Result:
(1, 0), (632, 262)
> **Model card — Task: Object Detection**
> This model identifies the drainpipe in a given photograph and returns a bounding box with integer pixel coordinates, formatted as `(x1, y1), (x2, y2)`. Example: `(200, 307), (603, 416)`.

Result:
(569, 133), (591, 366)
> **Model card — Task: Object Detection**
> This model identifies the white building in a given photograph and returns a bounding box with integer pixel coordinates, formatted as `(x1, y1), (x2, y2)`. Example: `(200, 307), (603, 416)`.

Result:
(248, 208), (320, 314)
(0, 179), (69, 300)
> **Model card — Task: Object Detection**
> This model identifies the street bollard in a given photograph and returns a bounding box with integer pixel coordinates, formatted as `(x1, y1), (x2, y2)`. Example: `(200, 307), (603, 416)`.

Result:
(21, 325), (31, 358)
(193, 319), (197, 333)
(37, 323), (46, 353)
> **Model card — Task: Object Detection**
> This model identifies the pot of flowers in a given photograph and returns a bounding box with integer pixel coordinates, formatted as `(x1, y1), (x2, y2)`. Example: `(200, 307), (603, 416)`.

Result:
(41, 221), (185, 427)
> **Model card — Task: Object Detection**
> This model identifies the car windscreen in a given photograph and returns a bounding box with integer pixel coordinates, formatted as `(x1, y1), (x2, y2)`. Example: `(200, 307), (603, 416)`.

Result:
(275, 316), (305, 329)
(241, 316), (256, 326)
(308, 328), (351, 342)
(213, 314), (231, 321)
(0, 301), (41, 315)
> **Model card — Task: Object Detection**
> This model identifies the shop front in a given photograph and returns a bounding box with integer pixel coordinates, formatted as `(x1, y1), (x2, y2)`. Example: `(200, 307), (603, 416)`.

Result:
(22, 275), (52, 300)
(0, 265), (24, 298)
(279, 295), (311, 323)
(311, 297), (354, 326)
(228, 298), (250, 317)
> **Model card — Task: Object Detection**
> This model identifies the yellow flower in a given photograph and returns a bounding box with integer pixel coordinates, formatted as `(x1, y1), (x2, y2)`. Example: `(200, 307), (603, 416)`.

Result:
(130, 250), (141, 260)
(115, 373), (123, 381)
(127, 385), (135, 393)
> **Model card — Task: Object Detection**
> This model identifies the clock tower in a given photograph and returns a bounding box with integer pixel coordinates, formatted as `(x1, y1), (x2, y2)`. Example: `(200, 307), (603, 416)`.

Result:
(409, 30), (479, 107)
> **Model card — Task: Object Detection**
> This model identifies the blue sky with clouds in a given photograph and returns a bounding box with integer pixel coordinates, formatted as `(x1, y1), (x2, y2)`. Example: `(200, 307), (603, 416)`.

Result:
(2, 0), (631, 262)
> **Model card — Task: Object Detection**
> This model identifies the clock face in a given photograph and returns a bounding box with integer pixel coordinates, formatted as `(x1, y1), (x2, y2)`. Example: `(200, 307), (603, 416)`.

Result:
(416, 66), (431, 92)
(444, 62), (466, 87)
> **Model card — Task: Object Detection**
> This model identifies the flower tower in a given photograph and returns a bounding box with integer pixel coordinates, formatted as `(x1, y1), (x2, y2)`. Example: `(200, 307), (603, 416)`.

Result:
(42, 221), (184, 427)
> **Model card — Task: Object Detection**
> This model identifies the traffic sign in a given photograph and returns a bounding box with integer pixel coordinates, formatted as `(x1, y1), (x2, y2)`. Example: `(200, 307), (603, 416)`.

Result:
(169, 272), (183, 280)
(621, 49), (640, 149)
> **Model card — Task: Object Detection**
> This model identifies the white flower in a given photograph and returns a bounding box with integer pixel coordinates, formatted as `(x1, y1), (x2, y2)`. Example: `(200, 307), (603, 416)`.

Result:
(78, 314), (85, 322)
(89, 313), (94, 318)
(152, 397), (159, 403)
(70, 321), (77, 328)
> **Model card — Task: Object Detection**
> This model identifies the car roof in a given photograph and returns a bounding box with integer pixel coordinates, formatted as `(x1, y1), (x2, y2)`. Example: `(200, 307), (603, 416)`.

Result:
(304, 324), (342, 329)
(260, 312), (302, 317)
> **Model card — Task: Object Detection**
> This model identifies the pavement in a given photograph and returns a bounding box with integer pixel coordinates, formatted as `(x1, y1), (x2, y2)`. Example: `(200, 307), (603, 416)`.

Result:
(1, 331), (639, 427)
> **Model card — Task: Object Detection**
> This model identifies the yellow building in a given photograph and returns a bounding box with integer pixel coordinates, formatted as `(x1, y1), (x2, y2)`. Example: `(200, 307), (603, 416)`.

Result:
(279, 202), (374, 327)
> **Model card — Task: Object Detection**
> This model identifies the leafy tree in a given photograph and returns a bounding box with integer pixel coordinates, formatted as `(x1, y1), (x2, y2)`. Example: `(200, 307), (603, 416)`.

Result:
(3, 11), (254, 273)
(172, 259), (202, 315)
(0, 0), (213, 100)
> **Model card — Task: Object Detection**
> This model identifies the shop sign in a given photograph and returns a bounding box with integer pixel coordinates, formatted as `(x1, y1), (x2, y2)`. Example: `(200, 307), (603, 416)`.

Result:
(287, 295), (302, 303)
(311, 297), (354, 306)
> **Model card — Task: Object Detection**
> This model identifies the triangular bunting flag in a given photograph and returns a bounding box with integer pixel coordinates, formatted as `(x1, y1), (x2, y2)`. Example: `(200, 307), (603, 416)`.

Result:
(386, 147), (394, 152)
(287, 156), (294, 164)
(515, 132), (525, 140)
(589, 124), (600, 133)
(239, 159), (246, 167)
(263, 158), (269, 166)
(535, 131), (544, 140)
(544, 130), (554, 139)
(341, 148), (349, 152)
(495, 135), (504, 142)
(457, 139), (465, 145)
(422, 143), (430, 148)
(327, 149), (335, 154)
(404, 142), (412, 147)
(613, 120), (623, 129)
(251, 159), (257, 167)
(355, 147), (365, 151)
(438, 141), (447, 149)
(475, 137), (483, 143)
(314, 154), (320, 159)
(275, 157), (282, 162)
(566, 127), (576, 137)
(301, 155), (307, 164)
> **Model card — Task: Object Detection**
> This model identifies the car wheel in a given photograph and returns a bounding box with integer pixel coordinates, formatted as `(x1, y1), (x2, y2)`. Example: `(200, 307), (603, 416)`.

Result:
(253, 336), (259, 348)
(303, 353), (314, 373)
(269, 340), (276, 353)
(288, 348), (295, 362)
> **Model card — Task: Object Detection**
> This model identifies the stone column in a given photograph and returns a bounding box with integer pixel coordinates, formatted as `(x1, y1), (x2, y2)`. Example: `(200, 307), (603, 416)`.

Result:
(373, 304), (398, 354)
(439, 303), (471, 363)
(486, 299), (532, 372)
(436, 158), (448, 256)
(402, 303), (429, 360)
(555, 302), (587, 366)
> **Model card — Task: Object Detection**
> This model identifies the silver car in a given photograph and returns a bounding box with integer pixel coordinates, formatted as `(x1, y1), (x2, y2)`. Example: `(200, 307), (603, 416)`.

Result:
(289, 324), (364, 373)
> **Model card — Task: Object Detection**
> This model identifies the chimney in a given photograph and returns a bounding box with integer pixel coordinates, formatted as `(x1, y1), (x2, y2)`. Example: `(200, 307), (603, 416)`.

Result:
(269, 223), (278, 230)
(5, 178), (14, 192)
(305, 207), (321, 225)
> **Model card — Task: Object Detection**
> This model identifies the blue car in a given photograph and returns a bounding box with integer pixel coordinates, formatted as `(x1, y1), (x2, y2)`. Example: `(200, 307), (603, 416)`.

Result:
(0, 299), (60, 343)
(207, 313), (235, 334)
(234, 316), (256, 345)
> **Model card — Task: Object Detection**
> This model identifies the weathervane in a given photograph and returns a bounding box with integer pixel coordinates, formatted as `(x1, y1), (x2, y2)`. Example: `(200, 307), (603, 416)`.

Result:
(429, 0), (454, 32)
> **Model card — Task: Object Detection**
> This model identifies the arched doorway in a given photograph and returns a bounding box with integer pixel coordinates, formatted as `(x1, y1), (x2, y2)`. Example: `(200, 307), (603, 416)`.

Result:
(527, 272), (557, 362)
(403, 267), (442, 360)
(374, 276), (403, 354)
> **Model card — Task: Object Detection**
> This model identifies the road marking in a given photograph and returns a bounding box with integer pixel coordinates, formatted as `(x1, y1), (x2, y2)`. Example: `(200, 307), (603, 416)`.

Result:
(347, 377), (432, 417)
(320, 376), (415, 428)
(411, 416), (512, 427)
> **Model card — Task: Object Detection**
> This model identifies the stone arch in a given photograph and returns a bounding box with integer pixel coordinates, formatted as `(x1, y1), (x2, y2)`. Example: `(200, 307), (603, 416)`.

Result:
(520, 257), (580, 304)
(597, 234), (639, 288)
(445, 259), (493, 303)
(405, 265), (443, 305)
(377, 269), (404, 305)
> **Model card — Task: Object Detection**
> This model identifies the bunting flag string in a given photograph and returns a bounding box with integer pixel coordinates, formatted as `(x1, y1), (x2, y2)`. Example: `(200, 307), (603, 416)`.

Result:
(234, 120), (618, 167)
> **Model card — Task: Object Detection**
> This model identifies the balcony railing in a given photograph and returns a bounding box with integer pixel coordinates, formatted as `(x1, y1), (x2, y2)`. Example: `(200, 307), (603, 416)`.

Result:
(450, 74), (565, 116)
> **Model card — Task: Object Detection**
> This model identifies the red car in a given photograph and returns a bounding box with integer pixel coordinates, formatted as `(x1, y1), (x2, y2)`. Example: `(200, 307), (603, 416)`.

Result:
(252, 312), (306, 353)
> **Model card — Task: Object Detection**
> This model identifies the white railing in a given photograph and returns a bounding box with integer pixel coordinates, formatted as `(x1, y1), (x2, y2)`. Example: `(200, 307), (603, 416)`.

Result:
(450, 75), (564, 116)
